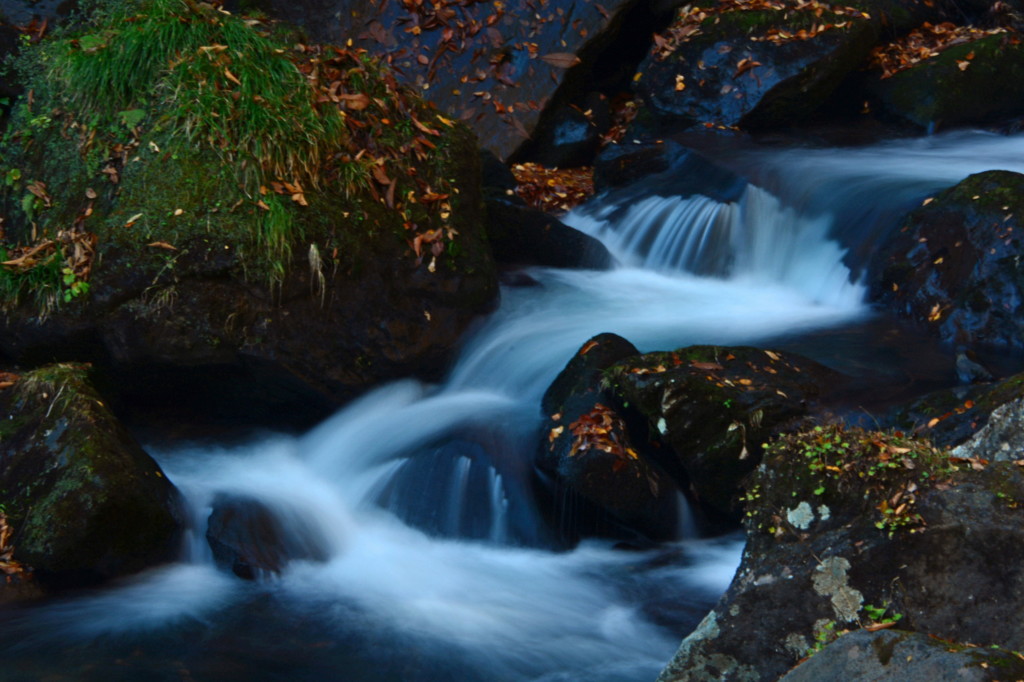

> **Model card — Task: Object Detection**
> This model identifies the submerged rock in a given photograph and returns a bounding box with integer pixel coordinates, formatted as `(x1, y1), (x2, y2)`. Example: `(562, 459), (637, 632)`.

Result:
(0, 364), (182, 587)
(207, 494), (330, 580)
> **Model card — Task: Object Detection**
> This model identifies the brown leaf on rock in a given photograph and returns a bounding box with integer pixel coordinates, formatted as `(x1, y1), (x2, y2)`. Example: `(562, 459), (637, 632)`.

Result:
(541, 52), (581, 68)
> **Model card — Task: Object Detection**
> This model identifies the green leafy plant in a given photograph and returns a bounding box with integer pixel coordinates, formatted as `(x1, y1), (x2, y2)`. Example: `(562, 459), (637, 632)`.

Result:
(61, 266), (91, 303)
(862, 603), (903, 626)
(806, 621), (838, 656)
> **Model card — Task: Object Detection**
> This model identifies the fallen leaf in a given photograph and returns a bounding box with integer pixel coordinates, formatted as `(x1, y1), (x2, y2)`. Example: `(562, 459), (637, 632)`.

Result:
(147, 241), (177, 250)
(541, 52), (581, 68)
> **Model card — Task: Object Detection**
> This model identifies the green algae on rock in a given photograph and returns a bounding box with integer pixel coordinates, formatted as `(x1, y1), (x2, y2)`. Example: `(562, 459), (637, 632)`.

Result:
(0, 363), (183, 586)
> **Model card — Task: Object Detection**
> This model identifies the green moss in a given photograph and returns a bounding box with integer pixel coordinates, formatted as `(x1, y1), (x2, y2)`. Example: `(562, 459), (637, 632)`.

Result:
(876, 35), (1024, 129)
(0, 0), (481, 304)
(747, 424), (958, 538)
(0, 363), (180, 574)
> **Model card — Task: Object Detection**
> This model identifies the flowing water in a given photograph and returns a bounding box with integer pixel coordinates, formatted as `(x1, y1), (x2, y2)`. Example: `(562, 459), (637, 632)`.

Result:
(6, 131), (1024, 681)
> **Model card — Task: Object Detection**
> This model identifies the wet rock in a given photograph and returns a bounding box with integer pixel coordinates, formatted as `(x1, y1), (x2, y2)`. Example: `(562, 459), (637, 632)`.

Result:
(207, 494), (330, 580)
(780, 629), (1024, 682)
(870, 170), (1024, 349)
(888, 368), (1024, 448)
(593, 141), (748, 201)
(480, 149), (613, 269)
(537, 333), (681, 543)
(635, 3), (879, 133)
(867, 34), (1024, 132)
(658, 424), (1024, 682)
(609, 346), (838, 518)
(485, 199), (614, 270)
(512, 91), (611, 169)
(251, 0), (649, 161)
(0, 364), (183, 587)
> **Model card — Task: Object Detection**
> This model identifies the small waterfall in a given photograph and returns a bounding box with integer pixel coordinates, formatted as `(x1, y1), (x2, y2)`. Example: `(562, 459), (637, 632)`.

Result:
(567, 184), (864, 308)
(18, 132), (1024, 681)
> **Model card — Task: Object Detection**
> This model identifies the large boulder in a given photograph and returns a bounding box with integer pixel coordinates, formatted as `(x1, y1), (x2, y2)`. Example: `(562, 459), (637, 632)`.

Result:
(537, 333), (682, 543)
(609, 345), (839, 518)
(866, 32), (1024, 131)
(0, 364), (183, 587)
(870, 170), (1024, 349)
(658, 424), (1024, 682)
(251, 0), (660, 161)
(480, 151), (613, 270)
(634, 0), (879, 133)
(0, 1), (498, 422)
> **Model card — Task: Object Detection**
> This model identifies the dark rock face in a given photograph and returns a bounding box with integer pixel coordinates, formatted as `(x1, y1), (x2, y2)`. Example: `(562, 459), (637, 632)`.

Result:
(537, 333), (682, 543)
(867, 34), (1024, 131)
(207, 494), (330, 580)
(888, 369), (1024, 448)
(251, 0), (646, 161)
(780, 629), (1024, 682)
(480, 149), (614, 270)
(610, 346), (838, 518)
(635, 6), (878, 133)
(485, 199), (614, 270)
(0, 364), (183, 587)
(593, 141), (748, 201)
(870, 170), (1024, 349)
(657, 425), (1024, 682)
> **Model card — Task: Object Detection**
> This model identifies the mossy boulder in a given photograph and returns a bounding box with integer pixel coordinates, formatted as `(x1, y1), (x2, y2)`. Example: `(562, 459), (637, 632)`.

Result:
(537, 333), (682, 544)
(0, 1), (498, 412)
(870, 170), (1024, 349)
(608, 345), (839, 518)
(634, 2), (879, 133)
(0, 364), (183, 587)
(867, 33), (1024, 131)
(658, 425), (1024, 682)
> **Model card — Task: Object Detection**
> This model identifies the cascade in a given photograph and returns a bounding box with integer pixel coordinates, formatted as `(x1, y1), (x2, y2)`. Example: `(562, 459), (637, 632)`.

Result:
(7, 131), (1024, 681)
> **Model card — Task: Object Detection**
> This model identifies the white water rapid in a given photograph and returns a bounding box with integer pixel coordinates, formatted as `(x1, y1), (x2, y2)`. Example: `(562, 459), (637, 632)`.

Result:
(7, 130), (1024, 681)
